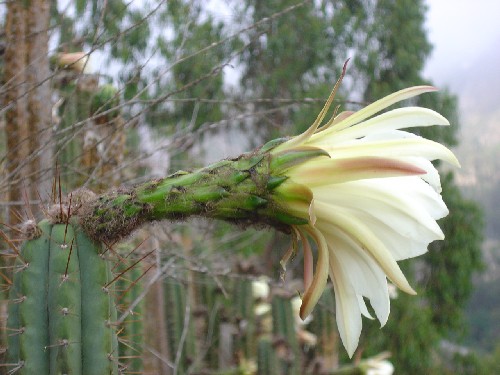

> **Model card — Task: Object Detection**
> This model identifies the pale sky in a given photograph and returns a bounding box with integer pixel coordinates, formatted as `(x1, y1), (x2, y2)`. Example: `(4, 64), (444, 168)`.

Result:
(424, 0), (500, 87)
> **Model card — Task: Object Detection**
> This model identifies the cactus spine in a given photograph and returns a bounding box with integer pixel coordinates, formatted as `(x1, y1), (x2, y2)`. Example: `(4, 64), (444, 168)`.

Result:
(7, 220), (118, 374)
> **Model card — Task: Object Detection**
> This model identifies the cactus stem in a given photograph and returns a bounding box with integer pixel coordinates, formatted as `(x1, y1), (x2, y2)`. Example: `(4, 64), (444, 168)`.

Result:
(78, 152), (302, 243)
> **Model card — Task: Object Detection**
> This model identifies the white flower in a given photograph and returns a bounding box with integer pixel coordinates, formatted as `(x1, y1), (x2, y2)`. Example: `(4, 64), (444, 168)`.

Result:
(57, 52), (91, 73)
(270, 72), (459, 357)
(364, 359), (394, 375)
(251, 277), (270, 300)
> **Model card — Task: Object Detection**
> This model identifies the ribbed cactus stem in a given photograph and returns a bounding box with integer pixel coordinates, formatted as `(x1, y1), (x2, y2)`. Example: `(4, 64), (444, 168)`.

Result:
(7, 220), (118, 374)
(79, 149), (319, 243)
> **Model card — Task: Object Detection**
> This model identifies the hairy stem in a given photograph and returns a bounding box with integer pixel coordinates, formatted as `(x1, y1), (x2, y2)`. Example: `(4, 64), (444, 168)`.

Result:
(78, 151), (308, 243)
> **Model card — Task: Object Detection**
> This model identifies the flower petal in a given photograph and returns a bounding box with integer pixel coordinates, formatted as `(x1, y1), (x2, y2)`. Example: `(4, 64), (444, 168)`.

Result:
(328, 250), (362, 357)
(330, 86), (438, 132)
(322, 226), (390, 325)
(316, 133), (460, 168)
(313, 180), (447, 255)
(290, 157), (425, 186)
(314, 202), (416, 295)
(299, 227), (330, 319)
(311, 106), (449, 143)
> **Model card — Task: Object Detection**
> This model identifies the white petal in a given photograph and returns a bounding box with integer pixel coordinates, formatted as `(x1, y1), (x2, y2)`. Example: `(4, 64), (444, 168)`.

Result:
(315, 202), (415, 295)
(317, 135), (460, 167)
(299, 227), (330, 319)
(311, 106), (449, 143)
(322, 226), (390, 324)
(312, 179), (447, 260)
(400, 158), (443, 192)
(313, 183), (446, 246)
(329, 250), (362, 357)
(357, 295), (374, 319)
(327, 86), (438, 132)
(354, 177), (449, 220)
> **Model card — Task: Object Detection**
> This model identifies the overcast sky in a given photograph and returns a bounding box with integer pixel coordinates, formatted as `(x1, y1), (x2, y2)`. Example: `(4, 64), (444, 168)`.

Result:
(423, 0), (500, 88)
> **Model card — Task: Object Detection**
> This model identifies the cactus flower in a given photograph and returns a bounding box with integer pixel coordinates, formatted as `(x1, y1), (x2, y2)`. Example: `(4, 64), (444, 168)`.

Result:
(76, 68), (458, 358)
(57, 52), (90, 73)
(268, 83), (459, 356)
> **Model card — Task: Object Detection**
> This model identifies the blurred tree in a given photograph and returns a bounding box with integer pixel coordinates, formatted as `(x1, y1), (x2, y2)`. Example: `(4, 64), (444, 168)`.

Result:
(237, 0), (368, 143)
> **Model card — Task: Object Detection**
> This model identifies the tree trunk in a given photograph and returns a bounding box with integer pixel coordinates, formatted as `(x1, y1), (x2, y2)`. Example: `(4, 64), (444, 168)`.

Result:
(3, 2), (29, 226)
(26, 0), (52, 205)
(3, 0), (51, 226)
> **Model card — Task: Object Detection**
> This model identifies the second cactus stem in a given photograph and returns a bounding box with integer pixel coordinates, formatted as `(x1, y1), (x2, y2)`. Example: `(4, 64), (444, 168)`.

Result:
(7, 220), (118, 374)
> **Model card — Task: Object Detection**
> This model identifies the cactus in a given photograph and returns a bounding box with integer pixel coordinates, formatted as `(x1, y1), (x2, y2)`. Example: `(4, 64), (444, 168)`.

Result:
(309, 290), (339, 371)
(233, 278), (257, 362)
(271, 294), (301, 375)
(55, 77), (98, 191)
(116, 261), (145, 373)
(6, 220), (118, 374)
(257, 338), (280, 375)
(163, 278), (196, 375)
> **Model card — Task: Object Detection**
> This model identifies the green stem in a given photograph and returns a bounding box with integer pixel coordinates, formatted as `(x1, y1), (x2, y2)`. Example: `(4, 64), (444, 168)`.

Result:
(79, 152), (308, 243)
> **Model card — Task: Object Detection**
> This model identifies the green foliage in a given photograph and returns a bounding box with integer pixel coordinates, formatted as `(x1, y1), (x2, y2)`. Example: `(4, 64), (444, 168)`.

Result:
(241, 0), (330, 97)
(360, 293), (440, 375)
(464, 276), (500, 351)
(151, 0), (235, 134)
(431, 344), (500, 375)
(425, 173), (484, 334)
(236, 0), (367, 144)
(90, 83), (120, 120)
(356, 0), (432, 99)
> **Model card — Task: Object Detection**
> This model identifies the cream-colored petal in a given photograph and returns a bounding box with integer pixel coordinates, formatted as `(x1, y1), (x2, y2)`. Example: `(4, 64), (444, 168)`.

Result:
(357, 295), (374, 319)
(290, 157), (425, 187)
(311, 106), (449, 143)
(323, 227), (390, 325)
(398, 158), (443, 192)
(329, 250), (362, 357)
(299, 227), (330, 319)
(315, 202), (415, 295)
(328, 86), (438, 133)
(318, 136), (459, 168)
(313, 179), (447, 261)
(344, 177), (449, 220)
(313, 183), (446, 245)
(326, 202), (437, 260)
